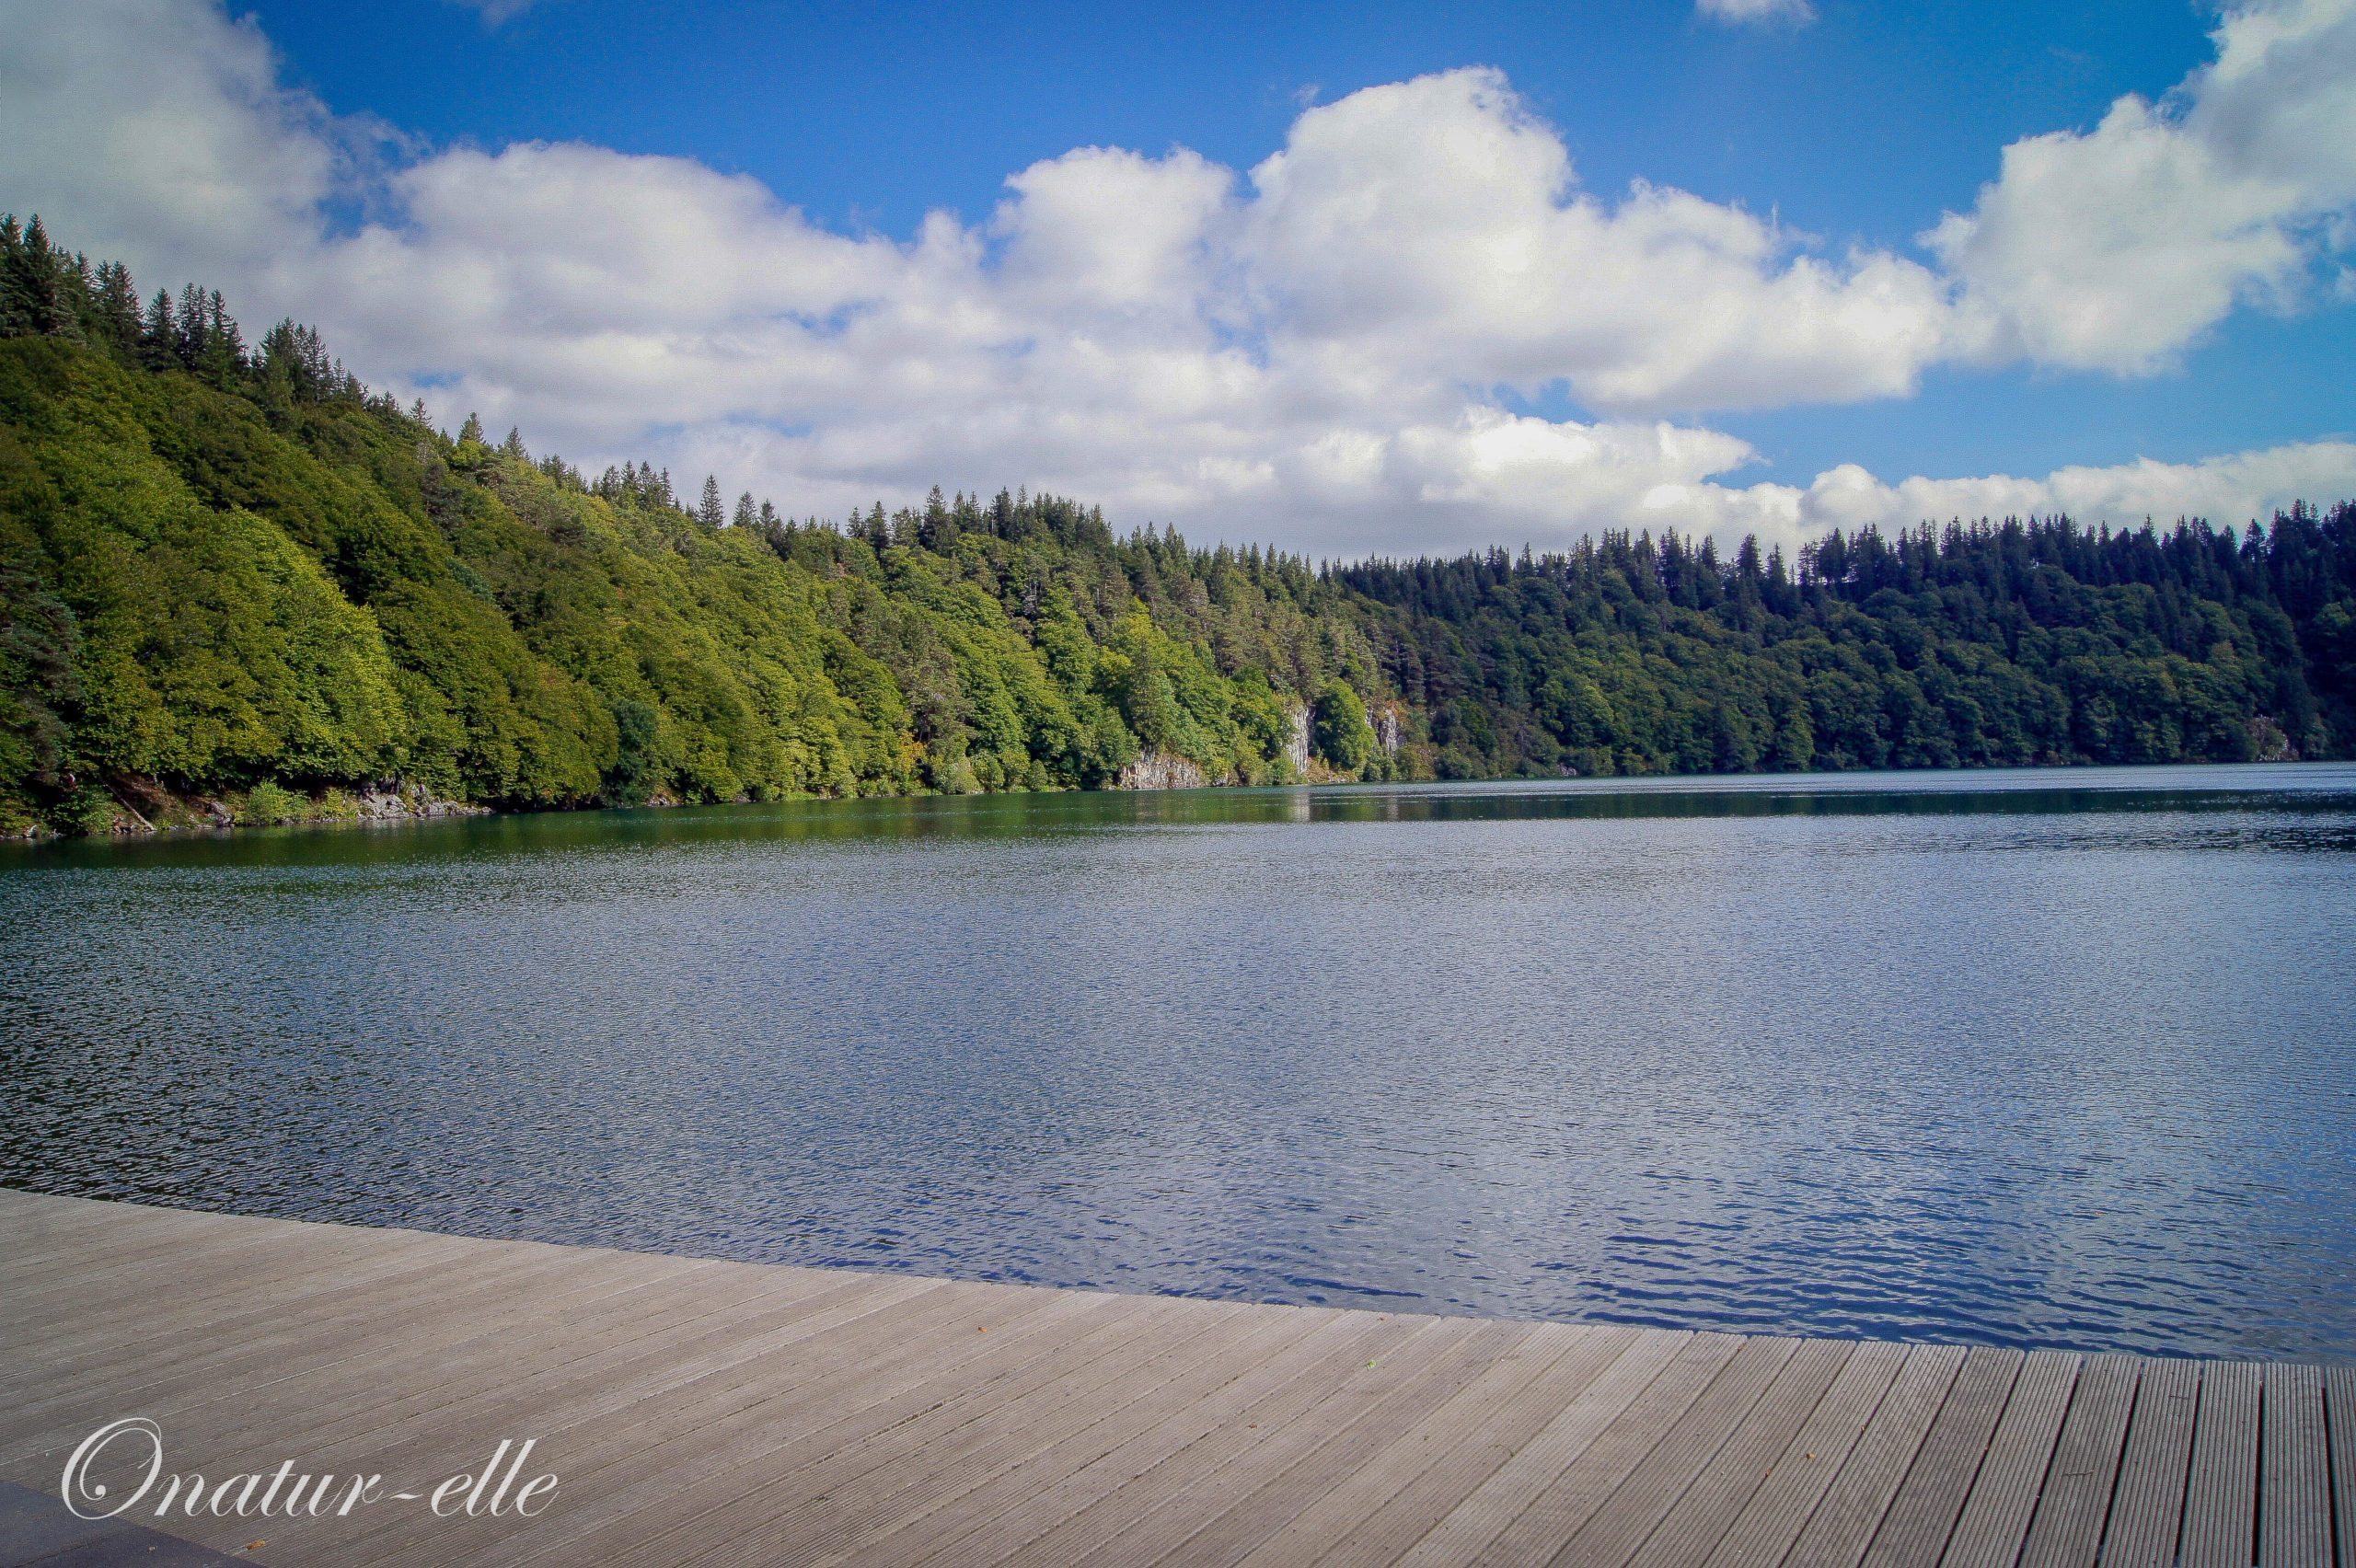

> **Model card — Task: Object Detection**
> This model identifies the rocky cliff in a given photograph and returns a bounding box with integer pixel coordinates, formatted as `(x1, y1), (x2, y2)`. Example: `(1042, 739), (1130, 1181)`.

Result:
(1114, 750), (1210, 790)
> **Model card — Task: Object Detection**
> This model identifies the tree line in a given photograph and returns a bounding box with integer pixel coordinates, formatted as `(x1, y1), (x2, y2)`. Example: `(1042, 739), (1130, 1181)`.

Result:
(0, 213), (2348, 833)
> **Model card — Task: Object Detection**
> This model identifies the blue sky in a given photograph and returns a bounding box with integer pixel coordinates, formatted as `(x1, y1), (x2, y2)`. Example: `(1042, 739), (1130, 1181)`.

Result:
(241, 0), (2355, 484)
(6, 0), (2354, 554)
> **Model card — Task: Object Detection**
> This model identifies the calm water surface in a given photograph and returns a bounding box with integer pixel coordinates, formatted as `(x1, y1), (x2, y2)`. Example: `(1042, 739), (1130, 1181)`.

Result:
(4, 765), (2353, 1361)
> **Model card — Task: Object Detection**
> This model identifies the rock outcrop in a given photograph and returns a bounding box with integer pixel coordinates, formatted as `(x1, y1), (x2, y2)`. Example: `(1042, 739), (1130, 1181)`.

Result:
(1284, 706), (1313, 776)
(1115, 750), (1208, 790)
(351, 781), (491, 821)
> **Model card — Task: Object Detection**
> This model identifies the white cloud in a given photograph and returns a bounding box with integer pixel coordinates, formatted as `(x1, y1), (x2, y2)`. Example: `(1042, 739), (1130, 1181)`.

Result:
(1932, 0), (2356, 373)
(0, 0), (2350, 565)
(1241, 71), (1956, 415)
(1789, 441), (2356, 538)
(1695, 0), (1818, 28)
(447, 0), (545, 26)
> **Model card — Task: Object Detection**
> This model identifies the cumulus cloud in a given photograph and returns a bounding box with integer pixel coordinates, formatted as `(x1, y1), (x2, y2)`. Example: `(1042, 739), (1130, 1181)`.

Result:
(1243, 71), (1956, 414)
(1, 0), (2351, 563)
(1932, 0), (2356, 373)
(1695, 0), (1818, 28)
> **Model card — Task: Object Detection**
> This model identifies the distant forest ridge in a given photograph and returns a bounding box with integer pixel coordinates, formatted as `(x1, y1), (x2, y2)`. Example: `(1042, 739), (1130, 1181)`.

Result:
(2, 213), (2350, 835)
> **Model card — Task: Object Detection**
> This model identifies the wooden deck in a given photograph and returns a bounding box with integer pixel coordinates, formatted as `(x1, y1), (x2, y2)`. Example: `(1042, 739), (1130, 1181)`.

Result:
(0, 1189), (2344, 1568)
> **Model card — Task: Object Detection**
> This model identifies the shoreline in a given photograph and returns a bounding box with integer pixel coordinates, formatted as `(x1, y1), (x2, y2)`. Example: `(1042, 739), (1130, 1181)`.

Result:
(6, 754), (2332, 846)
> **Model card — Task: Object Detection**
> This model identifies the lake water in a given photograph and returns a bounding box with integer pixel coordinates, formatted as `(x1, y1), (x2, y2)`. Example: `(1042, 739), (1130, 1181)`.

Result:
(4, 765), (2353, 1363)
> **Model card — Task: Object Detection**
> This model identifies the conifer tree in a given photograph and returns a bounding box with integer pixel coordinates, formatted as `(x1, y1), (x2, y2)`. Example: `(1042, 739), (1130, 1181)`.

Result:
(2, 215), (84, 340)
(919, 485), (956, 551)
(458, 411), (485, 445)
(140, 288), (175, 371)
(732, 491), (756, 529)
(502, 427), (526, 459)
(200, 291), (244, 386)
(172, 286), (207, 370)
(699, 475), (725, 528)
(91, 261), (140, 355)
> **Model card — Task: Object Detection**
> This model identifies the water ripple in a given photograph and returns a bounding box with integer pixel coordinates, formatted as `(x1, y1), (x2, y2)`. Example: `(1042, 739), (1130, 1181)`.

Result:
(2, 763), (2353, 1362)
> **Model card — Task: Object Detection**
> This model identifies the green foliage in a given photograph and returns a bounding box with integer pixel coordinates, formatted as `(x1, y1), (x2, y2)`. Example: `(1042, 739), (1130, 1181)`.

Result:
(0, 215), (2349, 835)
(1313, 680), (1373, 772)
(1338, 513), (2356, 778)
(238, 779), (303, 824)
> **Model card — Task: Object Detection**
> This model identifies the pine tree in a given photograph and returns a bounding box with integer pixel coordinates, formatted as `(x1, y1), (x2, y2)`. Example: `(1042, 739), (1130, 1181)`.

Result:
(91, 261), (140, 355)
(140, 288), (175, 371)
(0, 215), (25, 337)
(920, 484), (956, 551)
(200, 291), (244, 386)
(732, 491), (756, 529)
(458, 411), (485, 446)
(173, 285), (207, 370)
(699, 475), (725, 528)
(502, 427), (526, 459)
(0, 215), (88, 341)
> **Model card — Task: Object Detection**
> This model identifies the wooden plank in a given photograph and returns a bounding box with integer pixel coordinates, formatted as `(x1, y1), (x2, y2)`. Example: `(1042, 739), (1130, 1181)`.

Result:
(0, 1205), (445, 1305)
(1455, 1332), (1743, 1568)
(1, 1225), (502, 1373)
(191, 1256), (848, 1458)
(1389, 1330), (1693, 1568)
(2096, 1355), (2199, 1568)
(2327, 1368), (2356, 1568)
(1701, 1338), (1914, 1568)
(2182, 1359), (2262, 1568)
(1099, 1318), (1524, 1568)
(2015, 1352), (2140, 1568)
(6, 1190), (2342, 1568)
(0, 1238), (625, 1435)
(2260, 1362), (2329, 1568)
(491, 1297), (1270, 1568)
(0, 1246), (733, 1468)
(1854, 1347), (2025, 1568)
(690, 1301), (1348, 1568)
(1249, 1325), (1641, 1568)
(626, 1299), (1369, 1568)
(0, 1192), (257, 1256)
(968, 1308), (1443, 1568)
(389, 1286), (1173, 1568)
(1, 1222), (468, 1340)
(311, 1273), (936, 1507)
(1533, 1335), (1803, 1568)
(1779, 1343), (1970, 1568)
(340, 1278), (1100, 1568)
(961, 1314), (1474, 1568)
(0, 1196), (244, 1273)
(243, 1270), (936, 1555)
(1209, 1324), (1588, 1568)
(1623, 1338), (1856, 1568)
(1936, 1348), (2080, 1568)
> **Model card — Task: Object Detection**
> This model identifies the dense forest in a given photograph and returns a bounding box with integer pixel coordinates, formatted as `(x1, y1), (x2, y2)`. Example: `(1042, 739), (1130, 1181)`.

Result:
(2, 213), (2350, 834)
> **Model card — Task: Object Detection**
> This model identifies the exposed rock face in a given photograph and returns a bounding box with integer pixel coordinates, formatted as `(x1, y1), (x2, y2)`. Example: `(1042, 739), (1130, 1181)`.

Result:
(1284, 706), (1312, 775)
(1116, 750), (1208, 790)
(1368, 703), (1403, 755)
(352, 781), (491, 820)
(2249, 715), (2299, 762)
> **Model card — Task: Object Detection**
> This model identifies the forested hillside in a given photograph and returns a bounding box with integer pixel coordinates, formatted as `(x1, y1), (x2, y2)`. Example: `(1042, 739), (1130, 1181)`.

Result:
(2, 213), (2350, 835)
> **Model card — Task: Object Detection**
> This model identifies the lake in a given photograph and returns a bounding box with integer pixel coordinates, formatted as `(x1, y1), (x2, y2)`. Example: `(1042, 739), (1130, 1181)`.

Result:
(4, 764), (2352, 1363)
